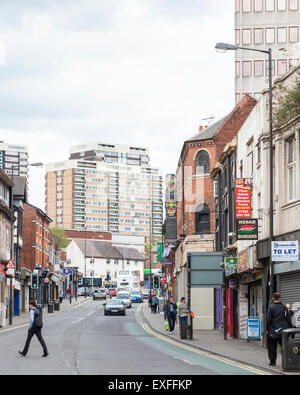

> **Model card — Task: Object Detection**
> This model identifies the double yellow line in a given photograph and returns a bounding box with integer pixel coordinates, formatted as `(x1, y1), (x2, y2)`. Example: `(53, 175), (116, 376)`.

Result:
(141, 322), (273, 376)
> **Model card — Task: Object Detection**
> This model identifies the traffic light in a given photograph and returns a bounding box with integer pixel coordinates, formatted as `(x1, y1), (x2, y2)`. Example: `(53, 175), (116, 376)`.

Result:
(31, 273), (39, 289)
(69, 272), (73, 285)
(154, 275), (159, 289)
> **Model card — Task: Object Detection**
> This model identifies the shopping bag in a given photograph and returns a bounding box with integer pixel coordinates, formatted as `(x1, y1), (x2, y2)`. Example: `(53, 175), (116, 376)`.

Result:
(165, 320), (169, 331)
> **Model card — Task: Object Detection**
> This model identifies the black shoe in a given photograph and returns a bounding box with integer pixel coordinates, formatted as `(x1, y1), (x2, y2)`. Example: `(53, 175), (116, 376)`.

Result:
(42, 352), (49, 357)
(269, 362), (276, 366)
(18, 351), (26, 357)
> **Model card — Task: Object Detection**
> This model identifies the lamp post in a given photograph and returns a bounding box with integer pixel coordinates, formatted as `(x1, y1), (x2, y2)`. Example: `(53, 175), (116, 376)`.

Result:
(8, 162), (43, 325)
(215, 42), (274, 341)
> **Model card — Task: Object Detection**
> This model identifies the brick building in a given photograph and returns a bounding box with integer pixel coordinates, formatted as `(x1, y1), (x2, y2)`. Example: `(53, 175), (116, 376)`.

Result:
(21, 203), (52, 305)
(173, 95), (257, 330)
(0, 169), (12, 324)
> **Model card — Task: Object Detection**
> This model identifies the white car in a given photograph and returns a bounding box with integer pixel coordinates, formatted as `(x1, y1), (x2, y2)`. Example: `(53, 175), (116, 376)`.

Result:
(116, 292), (132, 308)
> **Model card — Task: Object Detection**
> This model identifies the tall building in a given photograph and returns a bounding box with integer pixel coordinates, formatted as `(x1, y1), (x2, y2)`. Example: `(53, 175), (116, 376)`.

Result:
(235, 0), (300, 102)
(45, 142), (163, 243)
(0, 141), (29, 178)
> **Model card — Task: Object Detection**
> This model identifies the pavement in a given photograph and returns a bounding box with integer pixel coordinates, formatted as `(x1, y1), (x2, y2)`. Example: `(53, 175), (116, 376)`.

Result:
(0, 296), (91, 331)
(142, 303), (300, 376)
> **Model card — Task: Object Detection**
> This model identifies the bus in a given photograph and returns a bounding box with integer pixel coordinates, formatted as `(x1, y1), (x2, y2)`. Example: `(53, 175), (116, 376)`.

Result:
(116, 270), (139, 291)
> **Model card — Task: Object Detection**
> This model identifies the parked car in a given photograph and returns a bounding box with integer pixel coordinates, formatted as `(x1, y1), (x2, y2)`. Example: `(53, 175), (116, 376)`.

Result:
(104, 299), (126, 316)
(116, 292), (132, 308)
(77, 287), (86, 296)
(130, 290), (143, 303)
(93, 288), (107, 300)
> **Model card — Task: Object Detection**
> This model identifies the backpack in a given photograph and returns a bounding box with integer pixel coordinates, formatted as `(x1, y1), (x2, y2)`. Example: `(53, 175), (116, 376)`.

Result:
(33, 308), (43, 329)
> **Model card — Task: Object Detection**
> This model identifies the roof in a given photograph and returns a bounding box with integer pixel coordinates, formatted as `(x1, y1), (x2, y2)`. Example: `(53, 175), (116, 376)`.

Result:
(73, 239), (145, 261)
(185, 115), (228, 143)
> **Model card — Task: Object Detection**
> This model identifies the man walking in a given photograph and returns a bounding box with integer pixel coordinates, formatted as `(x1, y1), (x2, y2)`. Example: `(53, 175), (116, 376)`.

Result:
(19, 301), (49, 357)
(266, 293), (289, 366)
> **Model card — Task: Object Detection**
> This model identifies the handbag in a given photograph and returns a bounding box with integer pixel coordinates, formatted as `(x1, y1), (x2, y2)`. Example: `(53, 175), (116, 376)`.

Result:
(268, 327), (283, 341)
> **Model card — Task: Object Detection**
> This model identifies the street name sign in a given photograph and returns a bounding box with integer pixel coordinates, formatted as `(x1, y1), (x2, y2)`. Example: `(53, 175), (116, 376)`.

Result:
(272, 241), (299, 262)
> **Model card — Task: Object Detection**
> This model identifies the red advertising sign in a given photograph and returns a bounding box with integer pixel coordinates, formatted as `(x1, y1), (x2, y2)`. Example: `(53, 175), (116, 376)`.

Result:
(236, 182), (251, 219)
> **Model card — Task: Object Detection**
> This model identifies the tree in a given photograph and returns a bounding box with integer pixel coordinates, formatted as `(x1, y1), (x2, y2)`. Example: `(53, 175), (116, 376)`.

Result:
(50, 226), (71, 249)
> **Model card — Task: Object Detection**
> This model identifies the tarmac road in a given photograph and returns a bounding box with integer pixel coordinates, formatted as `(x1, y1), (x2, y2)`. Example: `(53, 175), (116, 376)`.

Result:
(0, 300), (273, 376)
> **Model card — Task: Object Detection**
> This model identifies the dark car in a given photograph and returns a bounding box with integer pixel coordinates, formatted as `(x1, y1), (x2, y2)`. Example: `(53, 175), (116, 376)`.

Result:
(104, 299), (126, 316)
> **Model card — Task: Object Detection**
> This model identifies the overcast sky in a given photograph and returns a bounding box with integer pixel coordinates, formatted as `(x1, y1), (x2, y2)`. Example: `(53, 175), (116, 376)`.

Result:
(0, 0), (235, 209)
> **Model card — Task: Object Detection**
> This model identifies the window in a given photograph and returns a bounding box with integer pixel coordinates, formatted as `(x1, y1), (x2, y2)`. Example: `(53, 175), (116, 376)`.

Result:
(266, 59), (275, 76)
(235, 30), (240, 45)
(195, 204), (210, 234)
(235, 61), (241, 77)
(277, 0), (287, 10)
(242, 29), (252, 45)
(266, 28), (275, 44)
(242, 0), (252, 11)
(277, 59), (287, 75)
(254, 60), (264, 76)
(235, 0), (241, 12)
(289, 0), (298, 10)
(289, 26), (299, 42)
(266, 0), (275, 10)
(287, 138), (296, 201)
(289, 59), (298, 69)
(254, 28), (264, 44)
(235, 93), (241, 104)
(277, 27), (287, 43)
(196, 150), (210, 175)
(242, 61), (252, 77)
(254, 0), (264, 10)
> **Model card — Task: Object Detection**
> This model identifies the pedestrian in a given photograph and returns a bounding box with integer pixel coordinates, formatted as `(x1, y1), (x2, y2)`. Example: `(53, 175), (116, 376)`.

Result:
(178, 297), (188, 326)
(286, 303), (296, 339)
(164, 297), (177, 334)
(151, 294), (159, 314)
(148, 292), (153, 310)
(59, 290), (63, 303)
(67, 287), (72, 304)
(18, 300), (49, 358)
(266, 292), (289, 366)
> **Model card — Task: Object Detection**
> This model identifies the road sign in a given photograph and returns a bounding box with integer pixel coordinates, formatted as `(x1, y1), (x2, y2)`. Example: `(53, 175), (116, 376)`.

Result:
(272, 241), (299, 262)
(6, 259), (15, 270)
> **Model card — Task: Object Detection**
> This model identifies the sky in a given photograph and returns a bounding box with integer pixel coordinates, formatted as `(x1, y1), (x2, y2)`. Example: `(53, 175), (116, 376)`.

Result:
(0, 0), (235, 210)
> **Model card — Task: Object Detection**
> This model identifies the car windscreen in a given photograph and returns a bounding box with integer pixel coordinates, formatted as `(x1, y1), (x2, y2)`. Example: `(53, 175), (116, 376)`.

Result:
(107, 300), (123, 306)
(117, 294), (129, 299)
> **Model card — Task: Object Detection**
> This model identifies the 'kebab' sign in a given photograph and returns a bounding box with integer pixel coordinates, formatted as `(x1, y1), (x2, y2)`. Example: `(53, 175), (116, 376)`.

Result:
(236, 219), (258, 240)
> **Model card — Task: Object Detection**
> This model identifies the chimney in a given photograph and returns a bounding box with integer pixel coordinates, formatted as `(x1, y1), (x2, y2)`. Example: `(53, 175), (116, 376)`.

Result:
(199, 125), (209, 133)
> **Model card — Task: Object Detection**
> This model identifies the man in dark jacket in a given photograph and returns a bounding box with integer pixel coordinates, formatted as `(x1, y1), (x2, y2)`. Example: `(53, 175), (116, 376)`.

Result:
(266, 293), (289, 366)
(18, 301), (49, 357)
(164, 297), (177, 334)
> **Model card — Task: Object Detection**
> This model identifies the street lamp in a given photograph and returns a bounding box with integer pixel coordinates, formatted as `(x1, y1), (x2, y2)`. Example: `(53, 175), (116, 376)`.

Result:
(8, 161), (43, 325)
(215, 42), (274, 340)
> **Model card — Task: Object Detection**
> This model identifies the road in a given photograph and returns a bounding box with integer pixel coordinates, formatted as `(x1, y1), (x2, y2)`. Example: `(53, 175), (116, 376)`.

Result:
(0, 300), (272, 376)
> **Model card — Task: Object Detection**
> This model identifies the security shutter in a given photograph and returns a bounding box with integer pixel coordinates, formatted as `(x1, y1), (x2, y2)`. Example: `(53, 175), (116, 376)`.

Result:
(280, 272), (300, 306)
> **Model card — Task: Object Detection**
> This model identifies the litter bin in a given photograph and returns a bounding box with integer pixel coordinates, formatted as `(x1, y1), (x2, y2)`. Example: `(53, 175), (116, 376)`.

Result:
(54, 300), (60, 311)
(282, 329), (300, 372)
(47, 300), (54, 314)
(179, 316), (188, 339)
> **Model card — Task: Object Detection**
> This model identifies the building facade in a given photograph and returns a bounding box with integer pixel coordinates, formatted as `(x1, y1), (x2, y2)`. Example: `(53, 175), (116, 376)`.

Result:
(45, 143), (163, 244)
(0, 141), (29, 178)
(235, 0), (300, 102)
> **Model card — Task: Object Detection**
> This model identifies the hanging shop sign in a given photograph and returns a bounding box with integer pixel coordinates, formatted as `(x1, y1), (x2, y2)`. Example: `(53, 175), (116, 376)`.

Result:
(236, 183), (251, 219)
(237, 249), (249, 273)
(236, 219), (258, 240)
(225, 257), (238, 270)
(272, 241), (299, 262)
